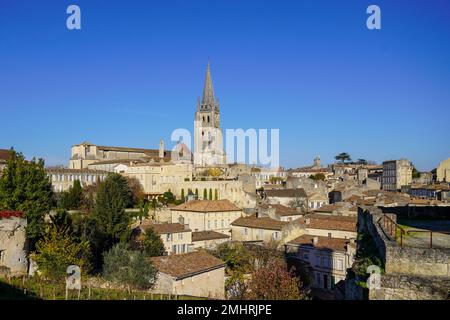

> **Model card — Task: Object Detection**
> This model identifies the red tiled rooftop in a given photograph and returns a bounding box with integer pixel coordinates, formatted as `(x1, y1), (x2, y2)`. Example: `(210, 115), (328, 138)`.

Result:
(150, 251), (225, 279)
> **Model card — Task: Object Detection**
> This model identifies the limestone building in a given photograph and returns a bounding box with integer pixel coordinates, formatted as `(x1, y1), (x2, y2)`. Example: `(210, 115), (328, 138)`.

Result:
(436, 157), (450, 182)
(69, 141), (173, 170)
(0, 149), (12, 173)
(135, 221), (193, 255)
(150, 251), (226, 299)
(46, 167), (108, 192)
(382, 159), (413, 191)
(194, 63), (226, 167)
(170, 200), (244, 235)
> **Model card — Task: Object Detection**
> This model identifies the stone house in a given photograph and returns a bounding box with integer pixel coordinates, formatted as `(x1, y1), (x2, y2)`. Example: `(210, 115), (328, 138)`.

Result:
(230, 213), (305, 245)
(150, 251), (226, 299)
(257, 203), (303, 222)
(285, 235), (355, 293)
(135, 221), (193, 255)
(307, 193), (329, 210)
(300, 214), (358, 240)
(0, 149), (12, 173)
(170, 200), (244, 236)
(264, 188), (308, 207)
(0, 211), (28, 276)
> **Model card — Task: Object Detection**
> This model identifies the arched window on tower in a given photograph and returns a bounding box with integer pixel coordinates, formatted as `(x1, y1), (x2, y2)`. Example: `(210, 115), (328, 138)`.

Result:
(207, 116), (210, 123)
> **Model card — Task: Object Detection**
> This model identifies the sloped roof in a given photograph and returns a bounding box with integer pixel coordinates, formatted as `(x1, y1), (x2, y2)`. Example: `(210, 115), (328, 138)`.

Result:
(172, 200), (241, 212)
(192, 231), (230, 242)
(231, 214), (287, 231)
(140, 221), (190, 234)
(0, 149), (12, 161)
(265, 188), (307, 198)
(288, 235), (350, 252)
(150, 251), (225, 280)
(303, 214), (357, 232)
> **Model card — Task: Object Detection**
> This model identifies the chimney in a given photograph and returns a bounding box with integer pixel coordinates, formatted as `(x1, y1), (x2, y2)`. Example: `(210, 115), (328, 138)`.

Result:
(159, 139), (164, 159)
(313, 236), (319, 245)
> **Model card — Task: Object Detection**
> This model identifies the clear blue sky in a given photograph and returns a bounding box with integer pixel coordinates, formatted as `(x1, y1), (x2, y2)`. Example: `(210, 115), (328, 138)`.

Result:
(1, 0), (449, 171)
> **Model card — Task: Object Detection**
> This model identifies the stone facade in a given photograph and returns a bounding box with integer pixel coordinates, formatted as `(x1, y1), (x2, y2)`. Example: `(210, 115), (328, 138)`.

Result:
(46, 167), (108, 192)
(170, 200), (244, 235)
(193, 63), (226, 167)
(0, 212), (28, 276)
(382, 159), (413, 191)
(437, 157), (450, 182)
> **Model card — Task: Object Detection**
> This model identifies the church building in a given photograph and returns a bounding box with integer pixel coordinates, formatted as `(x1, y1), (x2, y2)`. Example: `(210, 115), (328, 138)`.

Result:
(194, 63), (226, 167)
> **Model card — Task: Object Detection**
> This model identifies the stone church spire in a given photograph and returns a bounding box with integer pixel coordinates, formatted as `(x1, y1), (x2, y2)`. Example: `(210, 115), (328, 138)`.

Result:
(201, 62), (215, 109)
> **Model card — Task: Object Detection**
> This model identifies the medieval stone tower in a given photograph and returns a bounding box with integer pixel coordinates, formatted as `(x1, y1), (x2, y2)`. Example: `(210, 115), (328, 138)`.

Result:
(194, 63), (226, 167)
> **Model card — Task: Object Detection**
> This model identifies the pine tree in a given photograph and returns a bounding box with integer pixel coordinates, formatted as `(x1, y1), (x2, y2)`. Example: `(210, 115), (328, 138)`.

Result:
(214, 189), (218, 200)
(203, 189), (207, 200)
(209, 188), (213, 200)
(143, 227), (166, 257)
(91, 174), (132, 265)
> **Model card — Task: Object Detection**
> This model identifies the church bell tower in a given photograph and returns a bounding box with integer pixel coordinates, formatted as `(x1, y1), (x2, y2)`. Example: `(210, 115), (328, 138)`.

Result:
(194, 63), (226, 166)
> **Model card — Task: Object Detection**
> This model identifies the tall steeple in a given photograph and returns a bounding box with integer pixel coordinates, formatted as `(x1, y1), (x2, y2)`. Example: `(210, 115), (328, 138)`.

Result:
(201, 62), (215, 109)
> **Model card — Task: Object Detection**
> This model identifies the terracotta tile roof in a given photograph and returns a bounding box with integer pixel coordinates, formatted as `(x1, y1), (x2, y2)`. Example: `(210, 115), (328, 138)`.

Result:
(258, 204), (301, 216)
(265, 188), (307, 198)
(0, 149), (12, 161)
(313, 204), (342, 213)
(150, 251), (225, 279)
(345, 195), (362, 202)
(172, 200), (242, 213)
(192, 231), (230, 242)
(0, 211), (25, 219)
(288, 235), (350, 252)
(303, 214), (357, 232)
(140, 221), (190, 234)
(231, 214), (287, 231)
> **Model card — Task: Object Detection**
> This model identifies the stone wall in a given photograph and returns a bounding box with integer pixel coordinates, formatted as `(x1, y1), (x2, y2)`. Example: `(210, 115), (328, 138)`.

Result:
(369, 274), (450, 300)
(0, 216), (28, 276)
(358, 206), (450, 300)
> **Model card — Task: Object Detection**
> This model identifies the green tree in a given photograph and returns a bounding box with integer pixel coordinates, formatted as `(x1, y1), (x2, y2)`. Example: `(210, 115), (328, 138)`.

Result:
(90, 174), (132, 265)
(214, 189), (218, 200)
(143, 227), (166, 257)
(60, 179), (83, 210)
(163, 191), (175, 204)
(412, 166), (421, 179)
(181, 188), (185, 200)
(195, 188), (199, 196)
(203, 189), (207, 199)
(0, 150), (53, 248)
(107, 173), (134, 208)
(103, 243), (158, 292)
(209, 188), (213, 200)
(309, 173), (326, 181)
(335, 152), (352, 163)
(357, 159), (368, 165)
(32, 226), (91, 283)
